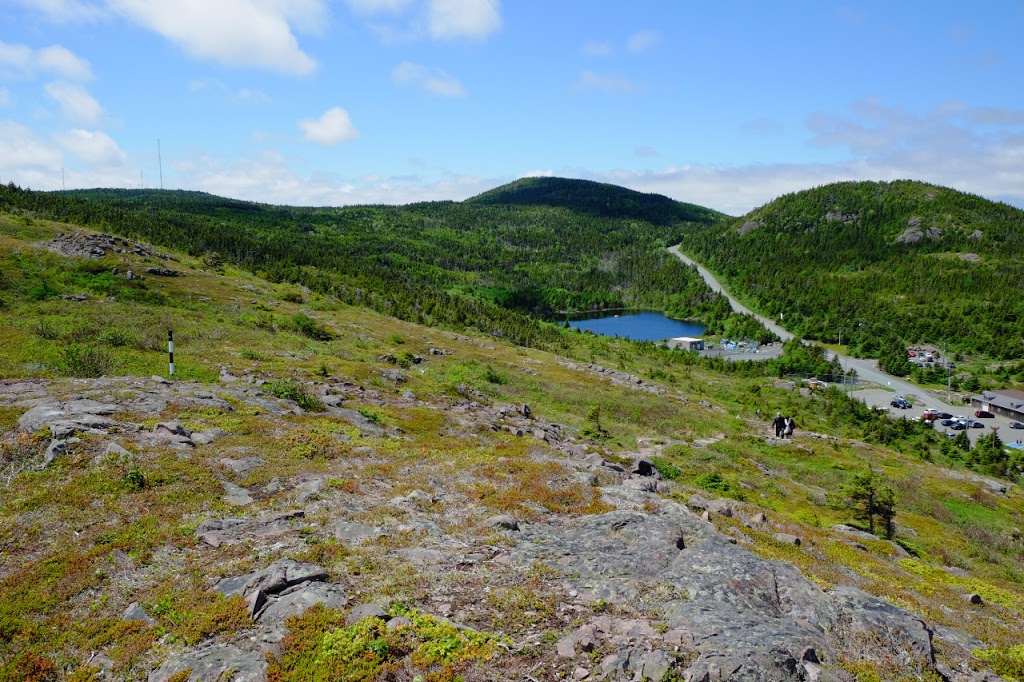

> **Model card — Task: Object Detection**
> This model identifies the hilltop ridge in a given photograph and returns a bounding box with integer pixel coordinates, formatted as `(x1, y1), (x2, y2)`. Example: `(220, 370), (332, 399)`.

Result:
(466, 176), (728, 226)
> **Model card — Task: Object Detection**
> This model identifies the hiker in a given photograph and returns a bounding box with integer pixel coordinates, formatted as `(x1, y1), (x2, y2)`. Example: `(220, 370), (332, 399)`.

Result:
(784, 416), (796, 439)
(772, 413), (785, 438)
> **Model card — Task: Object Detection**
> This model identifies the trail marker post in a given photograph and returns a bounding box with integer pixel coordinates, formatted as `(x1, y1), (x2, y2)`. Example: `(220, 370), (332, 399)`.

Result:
(168, 329), (175, 378)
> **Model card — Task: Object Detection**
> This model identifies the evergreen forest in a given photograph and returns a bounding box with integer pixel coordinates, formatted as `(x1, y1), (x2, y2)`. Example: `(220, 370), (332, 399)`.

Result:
(677, 180), (1024, 360)
(0, 178), (765, 348)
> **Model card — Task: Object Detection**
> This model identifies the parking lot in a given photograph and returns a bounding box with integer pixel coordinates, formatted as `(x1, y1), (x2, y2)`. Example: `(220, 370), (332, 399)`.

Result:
(849, 387), (1023, 445)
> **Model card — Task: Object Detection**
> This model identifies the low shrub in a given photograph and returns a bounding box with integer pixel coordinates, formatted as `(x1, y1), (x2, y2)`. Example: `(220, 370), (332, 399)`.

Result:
(57, 343), (115, 378)
(290, 313), (333, 341)
(650, 455), (682, 481)
(694, 471), (730, 493)
(264, 378), (326, 412)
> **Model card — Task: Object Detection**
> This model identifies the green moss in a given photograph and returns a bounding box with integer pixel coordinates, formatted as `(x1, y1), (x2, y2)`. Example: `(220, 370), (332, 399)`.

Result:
(268, 604), (501, 681)
(975, 645), (1024, 682)
(899, 559), (1023, 610)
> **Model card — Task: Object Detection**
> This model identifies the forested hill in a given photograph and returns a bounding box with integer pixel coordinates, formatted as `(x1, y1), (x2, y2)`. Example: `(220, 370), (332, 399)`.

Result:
(0, 181), (766, 347)
(467, 177), (728, 226)
(678, 179), (1024, 360)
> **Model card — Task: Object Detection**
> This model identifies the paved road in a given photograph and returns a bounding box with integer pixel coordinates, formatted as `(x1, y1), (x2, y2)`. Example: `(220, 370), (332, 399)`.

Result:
(667, 244), (964, 418)
(668, 246), (794, 342)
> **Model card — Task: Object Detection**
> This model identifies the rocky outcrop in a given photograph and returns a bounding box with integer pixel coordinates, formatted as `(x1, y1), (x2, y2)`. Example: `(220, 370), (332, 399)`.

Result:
(511, 497), (947, 682)
(46, 232), (163, 259)
(896, 217), (942, 244)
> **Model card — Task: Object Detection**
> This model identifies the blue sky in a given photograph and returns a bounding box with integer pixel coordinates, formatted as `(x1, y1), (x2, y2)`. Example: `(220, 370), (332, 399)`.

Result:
(1, 0), (1022, 215)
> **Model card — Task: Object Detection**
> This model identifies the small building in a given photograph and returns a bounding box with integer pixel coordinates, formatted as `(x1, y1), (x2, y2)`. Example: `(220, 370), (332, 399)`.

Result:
(972, 389), (1024, 421)
(668, 336), (704, 351)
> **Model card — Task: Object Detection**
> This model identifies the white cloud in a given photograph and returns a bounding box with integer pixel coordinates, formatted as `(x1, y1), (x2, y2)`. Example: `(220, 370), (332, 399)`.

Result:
(0, 42), (34, 77)
(427, 0), (500, 40)
(583, 40), (611, 56)
(190, 78), (272, 103)
(37, 45), (93, 81)
(237, 88), (271, 104)
(591, 101), (1024, 215)
(345, 0), (413, 14)
(53, 128), (127, 166)
(392, 61), (466, 97)
(626, 30), (661, 53)
(0, 41), (93, 81)
(299, 106), (359, 145)
(108, 0), (320, 75)
(10, 0), (106, 23)
(44, 81), (103, 124)
(571, 69), (644, 94)
(0, 120), (62, 167)
(172, 149), (493, 206)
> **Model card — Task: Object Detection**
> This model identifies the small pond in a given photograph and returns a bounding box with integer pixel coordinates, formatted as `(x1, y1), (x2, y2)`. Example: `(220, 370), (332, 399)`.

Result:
(565, 310), (706, 342)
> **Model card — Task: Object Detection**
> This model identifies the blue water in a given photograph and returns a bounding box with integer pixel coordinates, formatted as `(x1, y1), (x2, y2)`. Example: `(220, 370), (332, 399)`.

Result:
(566, 311), (706, 342)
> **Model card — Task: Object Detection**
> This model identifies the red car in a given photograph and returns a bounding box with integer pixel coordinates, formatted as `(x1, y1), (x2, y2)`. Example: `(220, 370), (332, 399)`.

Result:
(922, 410), (940, 421)
(975, 410), (994, 418)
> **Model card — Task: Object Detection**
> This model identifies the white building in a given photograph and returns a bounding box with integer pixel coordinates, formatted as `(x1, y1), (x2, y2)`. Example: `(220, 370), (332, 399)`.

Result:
(668, 336), (704, 351)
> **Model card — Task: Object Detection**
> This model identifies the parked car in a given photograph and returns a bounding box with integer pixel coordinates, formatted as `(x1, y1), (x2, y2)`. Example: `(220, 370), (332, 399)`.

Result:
(975, 410), (994, 418)
(922, 410), (940, 421)
(940, 418), (956, 426)
(949, 421), (967, 430)
(1010, 421), (1024, 429)
(936, 412), (953, 419)
(891, 396), (912, 409)
(969, 420), (985, 428)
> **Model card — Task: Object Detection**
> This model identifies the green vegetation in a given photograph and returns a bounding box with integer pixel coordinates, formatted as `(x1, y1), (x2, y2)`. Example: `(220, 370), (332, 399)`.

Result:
(267, 604), (501, 681)
(264, 378), (327, 412)
(829, 468), (897, 538)
(0, 180), (1022, 679)
(679, 180), (1024, 360)
(0, 179), (770, 349)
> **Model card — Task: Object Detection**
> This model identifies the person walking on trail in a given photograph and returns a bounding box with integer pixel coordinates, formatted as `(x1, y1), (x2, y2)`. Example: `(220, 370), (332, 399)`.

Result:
(772, 413), (785, 438)
(784, 416), (796, 439)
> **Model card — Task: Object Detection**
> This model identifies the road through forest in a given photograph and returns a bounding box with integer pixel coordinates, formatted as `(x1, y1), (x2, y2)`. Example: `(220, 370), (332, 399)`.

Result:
(667, 245), (958, 413)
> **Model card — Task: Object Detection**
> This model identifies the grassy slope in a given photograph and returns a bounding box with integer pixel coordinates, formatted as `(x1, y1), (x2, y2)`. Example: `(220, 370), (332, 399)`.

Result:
(0, 213), (1022, 679)
(677, 180), (1024, 360)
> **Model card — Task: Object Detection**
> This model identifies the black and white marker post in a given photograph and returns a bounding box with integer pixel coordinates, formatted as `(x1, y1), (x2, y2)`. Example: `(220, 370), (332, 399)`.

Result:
(168, 329), (175, 378)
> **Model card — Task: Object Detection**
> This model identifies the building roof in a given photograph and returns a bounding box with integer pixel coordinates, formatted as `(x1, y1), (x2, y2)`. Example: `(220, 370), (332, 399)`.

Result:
(671, 336), (703, 342)
(993, 389), (1024, 401)
(979, 390), (1024, 413)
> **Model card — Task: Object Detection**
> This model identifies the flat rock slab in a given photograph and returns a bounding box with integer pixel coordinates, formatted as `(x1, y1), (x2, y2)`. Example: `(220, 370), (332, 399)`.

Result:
(512, 495), (941, 682)
(220, 456), (265, 475)
(332, 520), (386, 544)
(247, 559), (329, 597)
(198, 511), (306, 548)
(258, 582), (348, 625)
(148, 643), (266, 682)
(18, 402), (119, 438)
(223, 481), (254, 506)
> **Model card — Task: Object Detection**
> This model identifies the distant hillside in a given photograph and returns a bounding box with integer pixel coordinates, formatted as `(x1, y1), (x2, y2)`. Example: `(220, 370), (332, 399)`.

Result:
(1, 182), (761, 346)
(678, 180), (1024, 360)
(467, 176), (728, 226)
